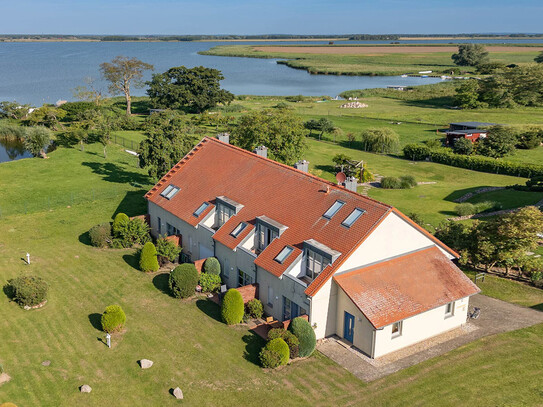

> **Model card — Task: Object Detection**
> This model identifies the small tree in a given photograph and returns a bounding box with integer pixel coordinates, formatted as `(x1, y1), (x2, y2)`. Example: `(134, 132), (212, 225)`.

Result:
(169, 264), (199, 298)
(289, 317), (316, 358)
(360, 128), (400, 153)
(100, 56), (154, 115)
(112, 213), (130, 236)
(101, 305), (126, 333)
(221, 288), (244, 325)
(139, 242), (159, 272)
(24, 127), (51, 158)
(156, 235), (181, 264)
(203, 257), (221, 275)
(452, 44), (489, 66)
(477, 126), (517, 158)
(25, 106), (66, 130)
(246, 298), (263, 319)
(0, 101), (31, 119)
(452, 137), (474, 155)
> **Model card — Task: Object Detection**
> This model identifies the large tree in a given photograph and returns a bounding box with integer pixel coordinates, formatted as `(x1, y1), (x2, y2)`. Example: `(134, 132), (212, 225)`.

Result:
(147, 66), (234, 113)
(477, 125), (517, 158)
(0, 101), (32, 120)
(304, 117), (335, 140)
(451, 44), (489, 67)
(534, 51), (543, 63)
(100, 56), (153, 116)
(230, 109), (306, 165)
(138, 111), (199, 179)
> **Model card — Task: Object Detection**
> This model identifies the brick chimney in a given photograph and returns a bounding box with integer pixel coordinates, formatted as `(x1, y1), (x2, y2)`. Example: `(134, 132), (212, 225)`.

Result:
(254, 145), (268, 158)
(344, 176), (358, 192)
(294, 160), (309, 172)
(217, 132), (230, 144)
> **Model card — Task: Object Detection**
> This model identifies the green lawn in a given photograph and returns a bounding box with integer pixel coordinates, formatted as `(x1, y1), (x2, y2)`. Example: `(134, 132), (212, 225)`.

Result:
(200, 44), (542, 76)
(1, 144), (543, 406)
(466, 189), (543, 210)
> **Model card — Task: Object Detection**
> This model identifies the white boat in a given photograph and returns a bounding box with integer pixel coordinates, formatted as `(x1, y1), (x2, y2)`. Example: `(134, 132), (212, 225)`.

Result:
(401, 74), (408, 78)
(418, 70), (432, 74)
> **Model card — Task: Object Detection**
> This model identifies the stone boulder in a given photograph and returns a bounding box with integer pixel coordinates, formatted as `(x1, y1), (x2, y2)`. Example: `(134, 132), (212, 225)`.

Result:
(80, 384), (92, 393)
(139, 359), (153, 369)
(172, 387), (183, 400)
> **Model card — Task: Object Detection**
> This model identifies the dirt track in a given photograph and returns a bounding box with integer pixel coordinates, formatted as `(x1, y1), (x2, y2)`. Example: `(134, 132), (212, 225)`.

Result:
(254, 46), (543, 55)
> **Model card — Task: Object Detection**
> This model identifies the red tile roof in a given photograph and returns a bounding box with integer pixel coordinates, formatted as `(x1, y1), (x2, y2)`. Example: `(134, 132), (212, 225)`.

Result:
(146, 137), (457, 297)
(334, 246), (480, 328)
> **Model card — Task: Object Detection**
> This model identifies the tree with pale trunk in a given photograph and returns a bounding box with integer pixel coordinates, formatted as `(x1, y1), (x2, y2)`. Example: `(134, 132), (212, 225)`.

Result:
(100, 56), (153, 115)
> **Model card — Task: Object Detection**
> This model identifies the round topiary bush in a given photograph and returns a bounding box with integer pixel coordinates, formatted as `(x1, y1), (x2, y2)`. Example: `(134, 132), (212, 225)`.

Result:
(246, 298), (263, 319)
(89, 223), (112, 248)
(7, 275), (48, 307)
(101, 305), (126, 333)
(169, 263), (199, 298)
(112, 212), (129, 236)
(267, 328), (299, 359)
(139, 242), (159, 272)
(220, 288), (244, 325)
(203, 257), (221, 275)
(289, 317), (316, 358)
(259, 338), (290, 368)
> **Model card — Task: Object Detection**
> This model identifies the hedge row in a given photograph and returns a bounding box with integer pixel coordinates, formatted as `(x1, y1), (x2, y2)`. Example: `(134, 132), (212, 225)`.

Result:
(403, 144), (543, 178)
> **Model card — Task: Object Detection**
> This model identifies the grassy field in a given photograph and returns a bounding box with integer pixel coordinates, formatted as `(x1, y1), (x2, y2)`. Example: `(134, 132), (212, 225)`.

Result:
(1, 142), (543, 406)
(200, 44), (543, 76)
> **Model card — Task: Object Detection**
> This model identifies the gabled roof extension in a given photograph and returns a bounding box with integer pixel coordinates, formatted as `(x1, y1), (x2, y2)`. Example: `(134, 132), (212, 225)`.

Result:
(334, 246), (480, 329)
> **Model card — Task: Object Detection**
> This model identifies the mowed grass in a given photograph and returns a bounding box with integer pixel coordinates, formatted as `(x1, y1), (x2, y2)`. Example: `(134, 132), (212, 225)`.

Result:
(1, 144), (543, 406)
(303, 139), (540, 226)
(467, 189), (543, 210)
(200, 44), (543, 76)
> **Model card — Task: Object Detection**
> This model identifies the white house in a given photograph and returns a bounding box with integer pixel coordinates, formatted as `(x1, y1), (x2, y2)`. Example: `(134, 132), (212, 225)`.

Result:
(145, 136), (480, 358)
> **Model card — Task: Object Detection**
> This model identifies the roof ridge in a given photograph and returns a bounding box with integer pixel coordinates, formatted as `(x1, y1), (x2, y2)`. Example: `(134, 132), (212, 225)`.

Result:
(205, 137), (391, 210)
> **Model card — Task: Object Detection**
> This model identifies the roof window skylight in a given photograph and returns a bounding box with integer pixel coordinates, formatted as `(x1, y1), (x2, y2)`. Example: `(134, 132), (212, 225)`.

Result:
(275, 246), (294, 264)
(341, 208), (365, 228)
(193, 202), (210, 217)
(230, 222), (247, 238)
(160, 184), (180, 200)
(323, 200), (345, 219)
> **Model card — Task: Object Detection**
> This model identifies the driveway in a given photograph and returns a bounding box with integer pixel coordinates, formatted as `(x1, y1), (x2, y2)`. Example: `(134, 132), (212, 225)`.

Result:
(317, 294), (543, 382)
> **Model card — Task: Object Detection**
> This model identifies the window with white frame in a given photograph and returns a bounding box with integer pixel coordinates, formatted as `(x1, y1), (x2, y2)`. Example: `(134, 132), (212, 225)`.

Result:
(445, 302), (455, 318)
(267, 285), (274, 308)
(217, 204), (234, 228)
(391, 321), (403, 338)
(305, 249), (331, 280)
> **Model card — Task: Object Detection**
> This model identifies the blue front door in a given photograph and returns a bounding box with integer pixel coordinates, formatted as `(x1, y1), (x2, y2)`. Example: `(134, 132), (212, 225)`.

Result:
(344, 311), (355, 343)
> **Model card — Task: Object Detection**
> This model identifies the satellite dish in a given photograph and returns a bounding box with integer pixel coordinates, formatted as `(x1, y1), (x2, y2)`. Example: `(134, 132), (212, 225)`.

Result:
(336, 172), (346, 184)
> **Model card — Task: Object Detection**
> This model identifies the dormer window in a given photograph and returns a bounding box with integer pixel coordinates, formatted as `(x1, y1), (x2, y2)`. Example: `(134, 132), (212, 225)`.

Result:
(255, 216), (287, 253)
(323, 200), (345, 219)
(160, 184), (180, 200)
(230, 222), (247, 238)
(275, 246), (294, 264)
(303, 239), (341, 282)
(193, 202), (209, 217)
(341, 208), (365, 228)
(215, 196), (244, 228)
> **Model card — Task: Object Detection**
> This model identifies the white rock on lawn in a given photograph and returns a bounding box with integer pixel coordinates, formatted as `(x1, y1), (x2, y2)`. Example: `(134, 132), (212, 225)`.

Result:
(139, 359), (154, 369)
(80, 384), (92, 393)
(173, 387), (183, 400)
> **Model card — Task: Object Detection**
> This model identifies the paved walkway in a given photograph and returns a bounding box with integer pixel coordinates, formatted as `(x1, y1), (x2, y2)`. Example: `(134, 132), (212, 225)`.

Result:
(317, 294), (543, 382)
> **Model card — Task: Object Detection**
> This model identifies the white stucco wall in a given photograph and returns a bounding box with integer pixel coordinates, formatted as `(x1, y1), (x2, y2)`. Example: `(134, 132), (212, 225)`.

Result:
(310, 278), (338, 339)
(336, 286), (374, 356)
(337, 212), (454, 274)
(372, 297), (469, 358)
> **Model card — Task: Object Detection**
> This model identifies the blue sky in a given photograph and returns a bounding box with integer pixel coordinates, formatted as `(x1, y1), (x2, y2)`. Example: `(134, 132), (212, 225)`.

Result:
(1, 0), (541, 35)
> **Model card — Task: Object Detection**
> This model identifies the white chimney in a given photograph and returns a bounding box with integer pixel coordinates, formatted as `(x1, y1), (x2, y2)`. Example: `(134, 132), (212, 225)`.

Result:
(294, 160), (309, 172)
(217, 133), (230, 144)
(254, 145), (268, 158)
(344, 176), (358, 192)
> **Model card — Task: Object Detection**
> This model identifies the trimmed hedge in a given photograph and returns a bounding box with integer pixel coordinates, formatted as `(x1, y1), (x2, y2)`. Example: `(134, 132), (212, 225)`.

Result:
(203, 257), (221, 275)
(169, 264), (199, 298)
(89, 223), (112, 248)
(268, 328), (300, 359)
(259, 338), (290, 368)
(403, 144), (543, 178)
(289, 317), (316, 358)
(139, 242), (159, 272)
(245, 298), (263, 319)
(6, 275), (48, 307)
(101, 305), (126, 333)
(221, 289), (244, 325)
(199, 273), (221, 293)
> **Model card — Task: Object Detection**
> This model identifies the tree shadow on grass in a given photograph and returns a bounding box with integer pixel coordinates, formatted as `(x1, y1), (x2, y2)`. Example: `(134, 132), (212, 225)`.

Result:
(82, 161), (150, 185)
(114, 190), (149, 218)
(88, 313), (103, 332)
(78, 230), (92, 246)
(242, 332), (265, 366)
(2, 283), (14, 301)
(123, 252), (140, 271)
(196, 299), (221, 323)
(152, 272), (171, 296)
(531, 303), (543, 312)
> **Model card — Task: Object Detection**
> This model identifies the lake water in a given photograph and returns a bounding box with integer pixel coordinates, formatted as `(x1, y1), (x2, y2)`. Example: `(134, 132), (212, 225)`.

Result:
(0, 40), (470, 106)
(0, 137), (32, 162)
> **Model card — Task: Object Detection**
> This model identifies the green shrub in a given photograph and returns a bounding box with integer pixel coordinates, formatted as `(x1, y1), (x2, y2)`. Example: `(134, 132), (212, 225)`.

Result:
(221, 288), (244, 325)
(380, 177), (402, 189)
(203, 257), (221, 275)
(113, 218), (150, 248)
(452, 137), (474, 155)
(24, 126), (51, 157)
(89, 223), (112, 248)
(0, 123), (27, 140)
(139, 242), (159, 272)
(101, 305), (126, 333)
(285, 95), (306, 102)
(58, 101), (98, 121)
(156, 235), (181, 263)
(259, 338), (290, 368)
(289, 317), (316, 358)
(7, 275), (48, 307)
(245, 298), (263, 319)
(112, 213), (129, 236)
(199, 273), (221, 293)
(454, 203), (477, 216)
(267, 328), (299, 359)
(169, 263), (199, 298)
(399, 175), (417, 188)
(474, 201), (501, 213)
(360, 128), (400, 153)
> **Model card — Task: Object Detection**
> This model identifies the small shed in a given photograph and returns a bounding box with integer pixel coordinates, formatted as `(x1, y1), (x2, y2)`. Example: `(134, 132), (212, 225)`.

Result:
(446, 122), (496, 145)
